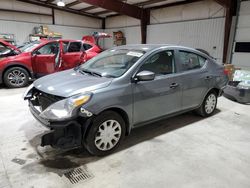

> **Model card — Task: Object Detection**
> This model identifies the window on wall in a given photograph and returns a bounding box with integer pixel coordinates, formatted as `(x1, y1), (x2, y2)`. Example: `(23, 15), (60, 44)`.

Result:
(139, 50), (175, 75)
(179, 51), (206, 71)
(235, 42), (250, 53)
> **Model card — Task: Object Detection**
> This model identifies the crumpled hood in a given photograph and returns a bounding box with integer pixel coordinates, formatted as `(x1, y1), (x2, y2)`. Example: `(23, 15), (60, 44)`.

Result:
(0, 39), (20, 52)
(33, 69), (113, 97)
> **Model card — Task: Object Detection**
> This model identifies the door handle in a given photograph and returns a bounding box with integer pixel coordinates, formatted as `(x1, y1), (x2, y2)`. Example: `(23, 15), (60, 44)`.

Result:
(205, 76), (212, 80)
(170, 83), (179, 89)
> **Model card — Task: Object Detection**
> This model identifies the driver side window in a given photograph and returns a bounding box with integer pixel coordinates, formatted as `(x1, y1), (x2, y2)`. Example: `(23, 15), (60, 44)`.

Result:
(139, 50), (175, 75)
(36, 42), (59, 55)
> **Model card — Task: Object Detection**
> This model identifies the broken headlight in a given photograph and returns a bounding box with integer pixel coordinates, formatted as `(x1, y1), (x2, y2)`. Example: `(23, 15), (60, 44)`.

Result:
(39, 93), (92, 121)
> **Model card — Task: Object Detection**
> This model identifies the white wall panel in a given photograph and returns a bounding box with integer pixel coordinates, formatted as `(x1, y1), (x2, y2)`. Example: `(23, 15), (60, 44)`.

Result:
(0, 11), (52, 24)
(239, 1), (250, 15)
(0, 20), (101, 45)
(105, 15), (140, 28)
(147, 17), (225, 64)
(104, 26), (141, 49)
(150, 0), (225, 24)
(54, 10), (101, 28)
(237, 15), (250, 28)
(0, 0), (51, 14)
(235, 28), (250, 41)
(0, 0), (101, 28)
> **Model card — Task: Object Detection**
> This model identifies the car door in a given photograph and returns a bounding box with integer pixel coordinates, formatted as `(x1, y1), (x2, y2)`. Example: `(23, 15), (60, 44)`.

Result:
(176, 50), (211, 110)
(31, 42), (59, 76)
(132, 49), (182, 125)
(61, 41), (85, 70)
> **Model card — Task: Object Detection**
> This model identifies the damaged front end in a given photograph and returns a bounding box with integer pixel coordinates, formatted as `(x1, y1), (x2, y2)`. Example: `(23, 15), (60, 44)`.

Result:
(24, 85), (93, 149)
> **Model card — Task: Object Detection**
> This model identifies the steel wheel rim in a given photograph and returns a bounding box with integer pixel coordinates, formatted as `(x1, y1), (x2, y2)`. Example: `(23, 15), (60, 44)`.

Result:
(94, 120), (122, 151)
(7, 70), (26, 86)
(205, 94), (216, 114)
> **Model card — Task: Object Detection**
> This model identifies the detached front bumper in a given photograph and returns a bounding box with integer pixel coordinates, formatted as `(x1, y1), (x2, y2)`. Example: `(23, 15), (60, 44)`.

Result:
(28, 101), (92, 149)
(223, 81), (250, 104)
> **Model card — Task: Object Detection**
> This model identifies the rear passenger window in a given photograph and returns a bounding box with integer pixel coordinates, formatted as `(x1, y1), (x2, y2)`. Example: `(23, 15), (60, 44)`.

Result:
(67, 42), (81, 53)
(179, 51), (206, 71)
(198, 55), (206, 67)
(83, 43), (93, 50)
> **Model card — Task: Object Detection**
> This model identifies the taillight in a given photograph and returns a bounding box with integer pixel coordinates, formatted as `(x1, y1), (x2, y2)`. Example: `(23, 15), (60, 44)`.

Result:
(223, 69), (229, 75)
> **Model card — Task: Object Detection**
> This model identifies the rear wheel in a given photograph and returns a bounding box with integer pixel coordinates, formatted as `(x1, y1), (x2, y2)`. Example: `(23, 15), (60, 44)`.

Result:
(3, 67), (29, 88)
(84, 111), (126, 156)
(196, 90), (217, 117)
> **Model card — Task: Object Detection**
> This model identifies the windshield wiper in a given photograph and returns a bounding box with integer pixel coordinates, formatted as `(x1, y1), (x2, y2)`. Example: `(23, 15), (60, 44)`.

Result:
(79, 69), (102, 77)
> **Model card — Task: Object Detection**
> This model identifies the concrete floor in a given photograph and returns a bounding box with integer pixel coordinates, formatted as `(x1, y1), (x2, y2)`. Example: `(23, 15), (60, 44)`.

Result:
(0, 85), (250, 188)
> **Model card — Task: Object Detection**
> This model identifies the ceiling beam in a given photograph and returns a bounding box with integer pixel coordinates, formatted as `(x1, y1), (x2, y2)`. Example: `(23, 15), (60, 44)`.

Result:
(80, 5), (98, 12)
(135, 0), (172, 7)
(93, 10), (112, 15)
(106, 0), (203, 18)
(16, 0), (101, 19)
(148, 0), (203, 10)
(79, 0), (145, 19)
(45, 0), (54, 3)
(94, 0), (168, 15)
(213, 0), (230, 8)
(0, 8), (52, 16)
(66, 0), (82, 8)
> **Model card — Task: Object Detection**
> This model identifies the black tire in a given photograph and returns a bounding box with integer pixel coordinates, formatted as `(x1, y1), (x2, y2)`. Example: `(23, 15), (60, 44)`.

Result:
(196, 90), (218, 117)
(3, 67), (29, 88)
(84, 111), (126, 156)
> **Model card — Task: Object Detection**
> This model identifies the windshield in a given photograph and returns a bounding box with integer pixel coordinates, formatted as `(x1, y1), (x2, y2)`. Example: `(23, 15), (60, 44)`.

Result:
(19, 41), (41, 52)
(79, 49), (145, 78)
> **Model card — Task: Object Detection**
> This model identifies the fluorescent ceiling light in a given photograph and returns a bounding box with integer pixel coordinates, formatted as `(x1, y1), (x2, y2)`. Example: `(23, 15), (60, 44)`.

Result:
(57, 0), (65, 7)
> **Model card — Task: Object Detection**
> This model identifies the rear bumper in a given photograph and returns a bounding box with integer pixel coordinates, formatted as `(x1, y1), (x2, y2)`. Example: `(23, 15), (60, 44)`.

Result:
(223, 84), (250, 104)
(28, 101), (92, 149)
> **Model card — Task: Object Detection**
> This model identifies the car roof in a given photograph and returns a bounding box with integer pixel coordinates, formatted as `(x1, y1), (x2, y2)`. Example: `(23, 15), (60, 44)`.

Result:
(112, 44), (210, 58)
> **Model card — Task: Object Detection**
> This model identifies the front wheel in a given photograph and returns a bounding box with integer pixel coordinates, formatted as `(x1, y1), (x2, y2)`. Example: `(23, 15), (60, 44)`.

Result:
(196, 90), (218, 117)
(84, 111), (126, 156)
(3, 67), (29, 88)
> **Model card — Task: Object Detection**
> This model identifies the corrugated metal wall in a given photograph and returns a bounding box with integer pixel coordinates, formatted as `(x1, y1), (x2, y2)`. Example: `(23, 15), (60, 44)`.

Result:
(0, 0), (102, 45)
(104, 26), (141, 49)
(147, 17), (225, 64)
(0, 20), (102, 44)
(104, 0), (225, 63)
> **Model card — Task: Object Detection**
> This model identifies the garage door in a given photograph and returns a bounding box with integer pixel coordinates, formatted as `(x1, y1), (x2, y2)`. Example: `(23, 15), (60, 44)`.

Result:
(232, 0), (250, 70)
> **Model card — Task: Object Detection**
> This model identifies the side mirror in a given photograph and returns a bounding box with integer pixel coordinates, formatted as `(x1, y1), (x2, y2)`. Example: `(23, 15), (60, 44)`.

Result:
(32, 51), (38, 56)
(134, 70), (155, 82)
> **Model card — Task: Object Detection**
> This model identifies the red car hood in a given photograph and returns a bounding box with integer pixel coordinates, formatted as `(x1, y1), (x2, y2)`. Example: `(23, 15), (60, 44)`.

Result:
(0, 39), (20, 52)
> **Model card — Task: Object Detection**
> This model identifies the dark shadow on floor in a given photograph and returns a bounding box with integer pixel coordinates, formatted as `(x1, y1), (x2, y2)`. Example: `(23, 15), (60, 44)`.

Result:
(25, 109), (221, 173)
(0, 83), (5, 89)
(0, 82), (32, 89)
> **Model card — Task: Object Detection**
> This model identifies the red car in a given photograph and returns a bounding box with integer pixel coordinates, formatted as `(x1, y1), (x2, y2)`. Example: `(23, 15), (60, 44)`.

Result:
(0, 38), (106, 88)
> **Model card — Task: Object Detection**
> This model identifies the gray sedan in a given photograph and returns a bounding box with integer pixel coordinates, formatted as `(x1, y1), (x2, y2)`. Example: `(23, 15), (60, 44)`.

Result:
(24, 45), (228, 156)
